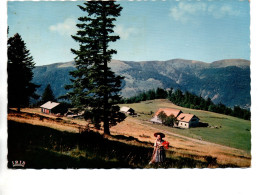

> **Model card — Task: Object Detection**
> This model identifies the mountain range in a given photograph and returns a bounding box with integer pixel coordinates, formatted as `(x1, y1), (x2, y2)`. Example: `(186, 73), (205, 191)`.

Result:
(32, 58), (251, 109)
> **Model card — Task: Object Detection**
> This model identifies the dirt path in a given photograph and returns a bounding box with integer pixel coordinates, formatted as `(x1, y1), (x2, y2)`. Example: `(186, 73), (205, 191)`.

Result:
(138, 120), (246, 153)
(111, 117), (251, 167)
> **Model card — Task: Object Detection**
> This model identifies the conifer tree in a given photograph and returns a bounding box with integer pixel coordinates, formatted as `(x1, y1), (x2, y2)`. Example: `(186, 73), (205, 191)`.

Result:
(42, 84), (56, 103)
(8, 33), (39, 111)
(65, 1), (125, 134)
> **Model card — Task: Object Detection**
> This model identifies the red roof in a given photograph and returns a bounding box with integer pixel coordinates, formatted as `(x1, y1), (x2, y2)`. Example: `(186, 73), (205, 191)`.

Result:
(177, 113), (198, 122)
(155, 108), (182, 117)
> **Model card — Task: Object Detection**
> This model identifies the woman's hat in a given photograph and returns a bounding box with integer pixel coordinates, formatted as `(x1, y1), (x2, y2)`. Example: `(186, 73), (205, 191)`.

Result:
(154, 132), (165, 138)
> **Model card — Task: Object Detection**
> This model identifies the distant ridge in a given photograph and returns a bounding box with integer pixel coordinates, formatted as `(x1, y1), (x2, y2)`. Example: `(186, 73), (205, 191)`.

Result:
(33, 58), (250, 109)
(210, 59), (250, 68)
(39, 58), (250, 68)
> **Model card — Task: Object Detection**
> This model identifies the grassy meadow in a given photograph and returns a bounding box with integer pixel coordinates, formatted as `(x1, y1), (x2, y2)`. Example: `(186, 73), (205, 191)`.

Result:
(8, 120), (233, 169)
(7, 99), (250, 168)
(120, 99), (251, 152)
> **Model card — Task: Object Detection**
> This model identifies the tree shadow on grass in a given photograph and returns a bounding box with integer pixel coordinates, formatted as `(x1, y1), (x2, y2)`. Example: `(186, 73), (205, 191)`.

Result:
(8, 147), (130, 169)
(111, 134), (152, 146)
(8, 120), (237, 169)
(8, 120), (151, 168)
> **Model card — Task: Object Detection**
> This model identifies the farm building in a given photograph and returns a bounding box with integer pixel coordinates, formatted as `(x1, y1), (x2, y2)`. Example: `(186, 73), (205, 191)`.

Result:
(150, 108), (182, 124)
(177, 113), (200, 128)
(40, 101), (61, 115)
(120, 106), (135, 115)
(150, 108), (200, 128)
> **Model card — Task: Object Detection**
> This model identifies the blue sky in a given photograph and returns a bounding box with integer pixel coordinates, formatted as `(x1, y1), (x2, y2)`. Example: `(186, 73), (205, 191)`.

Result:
(8, 0), (250, 66)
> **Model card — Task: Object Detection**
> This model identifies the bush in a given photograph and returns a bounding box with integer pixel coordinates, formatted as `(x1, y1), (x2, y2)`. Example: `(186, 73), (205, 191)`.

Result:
(164, 115), (176, 127)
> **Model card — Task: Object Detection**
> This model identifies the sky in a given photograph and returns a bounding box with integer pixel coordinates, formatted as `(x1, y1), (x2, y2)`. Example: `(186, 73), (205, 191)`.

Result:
(7, 0), (250, 66)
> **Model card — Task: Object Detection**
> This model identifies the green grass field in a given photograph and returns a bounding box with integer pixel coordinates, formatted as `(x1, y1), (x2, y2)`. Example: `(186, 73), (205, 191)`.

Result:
(120, 99), (251, 152)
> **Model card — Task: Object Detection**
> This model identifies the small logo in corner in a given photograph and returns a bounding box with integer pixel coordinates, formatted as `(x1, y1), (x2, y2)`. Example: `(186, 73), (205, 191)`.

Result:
(12, 160), (26, 167)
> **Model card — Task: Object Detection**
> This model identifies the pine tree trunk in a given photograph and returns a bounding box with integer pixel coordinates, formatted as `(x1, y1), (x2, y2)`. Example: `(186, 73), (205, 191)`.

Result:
(104, 117), (110, 135)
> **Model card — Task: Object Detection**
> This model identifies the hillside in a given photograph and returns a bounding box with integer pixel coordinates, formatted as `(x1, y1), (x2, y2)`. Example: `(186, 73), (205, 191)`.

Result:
(119, 99), (251, 152)
(8, 99), (251, 168)
(32, 58), (250, 108)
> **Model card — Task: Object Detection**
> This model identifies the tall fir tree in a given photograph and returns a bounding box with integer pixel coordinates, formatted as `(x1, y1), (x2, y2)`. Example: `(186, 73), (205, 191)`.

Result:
(8, 33), (39, 111)
(41, 84), (56, 103)
(65, 1), (125, 134)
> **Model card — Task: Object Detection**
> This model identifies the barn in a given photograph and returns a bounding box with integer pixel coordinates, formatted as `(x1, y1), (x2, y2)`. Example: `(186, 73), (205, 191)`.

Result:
(177, 113), (200, 128)
(150, 108), (183, 124)
(40, 101), (61, 115)
(120, 106), (135, 115)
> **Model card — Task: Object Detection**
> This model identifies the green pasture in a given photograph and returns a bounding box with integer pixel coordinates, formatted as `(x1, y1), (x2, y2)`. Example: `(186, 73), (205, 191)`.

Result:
(120, 99), (251, 152)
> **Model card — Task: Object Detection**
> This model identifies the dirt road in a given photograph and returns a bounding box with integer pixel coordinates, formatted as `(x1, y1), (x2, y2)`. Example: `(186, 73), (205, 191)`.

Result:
(111, 117), (251, 167)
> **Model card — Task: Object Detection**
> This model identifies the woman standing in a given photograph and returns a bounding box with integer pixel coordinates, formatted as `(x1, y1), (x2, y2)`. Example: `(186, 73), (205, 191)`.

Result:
(149, 132), (166, 164)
